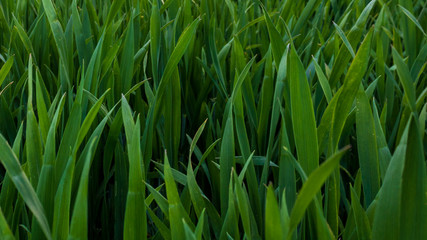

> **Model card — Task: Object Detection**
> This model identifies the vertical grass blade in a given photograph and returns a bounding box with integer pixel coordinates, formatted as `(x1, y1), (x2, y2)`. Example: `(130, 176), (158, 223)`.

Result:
(288, 45), (318, 175)
(68, 139), (96, 240)
(356, 86), (380, 205)
(122, 97), (147, 240)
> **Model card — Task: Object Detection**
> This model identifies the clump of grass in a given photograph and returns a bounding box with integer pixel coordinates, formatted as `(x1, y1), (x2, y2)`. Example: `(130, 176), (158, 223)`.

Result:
(0, 0), (426, 239)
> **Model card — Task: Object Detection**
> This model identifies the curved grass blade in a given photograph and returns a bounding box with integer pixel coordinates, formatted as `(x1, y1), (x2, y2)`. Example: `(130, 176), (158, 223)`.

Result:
(153, 17), (201, 122)
(398, 5), (426, 37)
(317, 28), (373, 152)
(0, 135), (52, 240)
(333, 21), (355, 58)
(189, 119), (207, 160)
(287, 146), (349, 239)
(312, 56), (332, 103)
(0, 57), (13, 87)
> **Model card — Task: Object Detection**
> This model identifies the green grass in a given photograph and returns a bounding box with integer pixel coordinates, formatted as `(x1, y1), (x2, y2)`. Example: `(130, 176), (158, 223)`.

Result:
(0, 0), (426, 239)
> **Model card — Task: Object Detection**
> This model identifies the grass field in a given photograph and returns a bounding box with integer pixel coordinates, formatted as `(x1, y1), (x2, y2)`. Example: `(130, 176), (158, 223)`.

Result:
(0, 0), (426, 239)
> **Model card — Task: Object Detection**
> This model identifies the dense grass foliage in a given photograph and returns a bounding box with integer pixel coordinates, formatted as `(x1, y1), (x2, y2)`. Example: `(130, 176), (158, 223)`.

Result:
(0, 0), (426, 239)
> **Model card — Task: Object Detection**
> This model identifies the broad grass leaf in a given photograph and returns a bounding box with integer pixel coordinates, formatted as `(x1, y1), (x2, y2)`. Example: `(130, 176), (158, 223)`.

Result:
(350, 187), (371, 239)
(289, 45), (318, 175)
(0, 135), (52, 240)
(164, 154), (194, 240)
(372, 118), (409, 240)
(265, 185), (283, 240)
(356, 86), (380, 205)
(318, 28), (373, 153)
(0, 208), (14, 240)
(392, 47), (416, 113)
(68, 139), (96, 240)
(287, 146), (349, 239)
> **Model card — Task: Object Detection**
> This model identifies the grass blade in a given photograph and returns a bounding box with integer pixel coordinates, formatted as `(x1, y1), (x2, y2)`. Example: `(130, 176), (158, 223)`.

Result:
(0, 135), (52, 240)
(287, 146), (349, 239)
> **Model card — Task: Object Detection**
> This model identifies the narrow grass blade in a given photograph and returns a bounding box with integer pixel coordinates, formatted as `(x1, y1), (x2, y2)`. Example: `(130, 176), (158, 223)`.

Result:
(312, 56), (332, 103)
(398, 5), (426, 37)
(120, 19), (134, 93)
(189, 119), (207, 160)
(333, 21), (355, 58)
(392, 47), (416, 113)
(219, 106), (235, 216)
(150, 0), (161, 88)
(0, 57), (13, 87)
